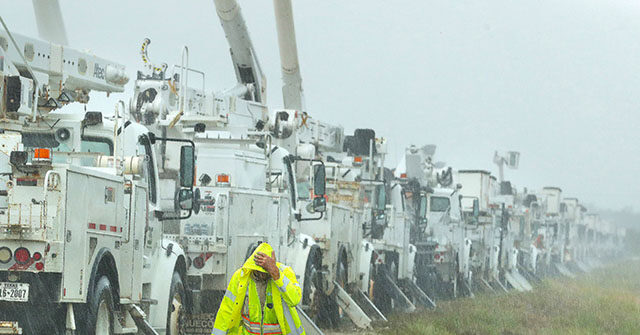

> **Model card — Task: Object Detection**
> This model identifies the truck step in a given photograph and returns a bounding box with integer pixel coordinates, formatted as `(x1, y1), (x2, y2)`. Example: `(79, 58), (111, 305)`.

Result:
(352, 290), (387, 322)
(333, 281), (371, 329)
(480, 278), (495, 292)
(511, 271), (533, 291)
(296, 306), (325, 335)
(492, 278), (509, 293)
(463, 280), (475, 299)
(398, 278), (436, 309)
(115, 327), (139, 334)
(127, 305), (159, 335)
(504, 271), (525, 292)
(382, 273), (416, 313)
(518, 265), (542, 283)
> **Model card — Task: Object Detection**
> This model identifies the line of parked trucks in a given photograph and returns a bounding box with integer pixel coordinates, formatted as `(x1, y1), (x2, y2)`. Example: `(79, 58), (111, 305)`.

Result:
(0, 1), (627, 334)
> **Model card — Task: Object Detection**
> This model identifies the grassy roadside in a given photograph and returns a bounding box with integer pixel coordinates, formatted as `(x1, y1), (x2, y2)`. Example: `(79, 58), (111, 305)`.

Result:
(379, 262), (640, 335)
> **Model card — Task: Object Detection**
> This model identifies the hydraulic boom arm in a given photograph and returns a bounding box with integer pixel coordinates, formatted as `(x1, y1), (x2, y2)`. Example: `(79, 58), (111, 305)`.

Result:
(32, 0), (68, 45)
(273, 0), (305, 111)
(214, 0), (267, 103)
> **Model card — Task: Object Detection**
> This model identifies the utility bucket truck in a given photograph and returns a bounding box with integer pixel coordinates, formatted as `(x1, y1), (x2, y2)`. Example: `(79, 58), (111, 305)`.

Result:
(127, 1), (329, 334)
(280, 118), (377, 328)
(554, 197), (579, 277)
(562, 198), (580, 263)
(457, 170), (499, 291)
(517, 190), (551, 278)
(396, 145), (469, 300)
(539, 186), (563, 276)
(0, 24), (196, 335)
(337, 130), (421, 317)
(582, 213), (602, 270)
(563, 199), (591, 273)
(488, 151), (532, 291)
(271, 0), (386, 329)
(130, 40), (326, 325)
(490, 185), (533, 292)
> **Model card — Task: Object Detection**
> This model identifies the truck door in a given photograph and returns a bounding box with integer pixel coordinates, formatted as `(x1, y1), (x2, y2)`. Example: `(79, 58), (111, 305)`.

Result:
(127, 184), (146, 300)
(279, 196), (293, 251)
(268, 196), (281, 255)
(120, 134), (153, 300)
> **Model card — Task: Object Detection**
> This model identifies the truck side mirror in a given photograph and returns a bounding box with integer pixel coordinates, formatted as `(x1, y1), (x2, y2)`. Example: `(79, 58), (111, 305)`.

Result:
(472, 199), (480, 218)
(179, 145), (194, 188)
(148, 132), (157, 144)
(312, 196), (326, 213)
(294, 157), (326, 221)
(178, 189), (193, 210)
(312, 164), (327, 213)
(152, 134), (195, 221)
(313, 164), (326, 196)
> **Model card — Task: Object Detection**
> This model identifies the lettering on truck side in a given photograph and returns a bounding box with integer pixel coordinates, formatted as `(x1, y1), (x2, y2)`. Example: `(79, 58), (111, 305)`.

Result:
(93, 63), (105, 79)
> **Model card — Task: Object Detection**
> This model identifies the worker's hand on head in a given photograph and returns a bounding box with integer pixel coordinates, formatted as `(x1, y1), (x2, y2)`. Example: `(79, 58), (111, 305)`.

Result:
(254, 251), (280, 280)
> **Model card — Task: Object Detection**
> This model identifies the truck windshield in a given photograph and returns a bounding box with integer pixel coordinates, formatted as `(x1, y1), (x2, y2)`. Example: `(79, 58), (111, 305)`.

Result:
(430, 196), (450, 212)
(22, 132), (112, 165)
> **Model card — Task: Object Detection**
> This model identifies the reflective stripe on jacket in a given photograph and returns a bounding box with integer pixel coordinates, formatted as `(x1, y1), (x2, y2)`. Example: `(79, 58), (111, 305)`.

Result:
(212, 244), (305, 335)
(241, 279), (282, 334)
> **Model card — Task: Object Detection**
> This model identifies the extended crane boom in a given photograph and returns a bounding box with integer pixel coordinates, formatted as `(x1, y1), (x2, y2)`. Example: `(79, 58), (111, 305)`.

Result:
(32, 0), (68, 45)
(273, 0), (305, 111)
(214, 0), (266, 103)
(0, 18), (128, 119)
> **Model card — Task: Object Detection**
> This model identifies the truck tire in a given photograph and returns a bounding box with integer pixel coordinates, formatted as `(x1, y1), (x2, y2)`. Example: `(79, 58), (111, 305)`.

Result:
(302, 248), (320, 308)
(86, 275), (115, 335)
(303, 248), (334, 328)
(328, 257), (348, 327)
(167, 271), (187, 335)
(372, 254), (398, 314)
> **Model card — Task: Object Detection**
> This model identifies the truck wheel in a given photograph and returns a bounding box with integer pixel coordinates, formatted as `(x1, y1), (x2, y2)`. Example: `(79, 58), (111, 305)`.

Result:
(302, 249), (320, 309)
(87, 276), (115, 335)
(167, 272), (187, 335)
(303, 249), (323, 325)
(370, 257), (392, 315)
(329, 257), (348, 327)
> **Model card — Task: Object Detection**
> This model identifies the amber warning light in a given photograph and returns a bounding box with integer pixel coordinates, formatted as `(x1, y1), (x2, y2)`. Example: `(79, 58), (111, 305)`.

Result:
(33, 148), (51, 161)
(217, 174), (230, 184)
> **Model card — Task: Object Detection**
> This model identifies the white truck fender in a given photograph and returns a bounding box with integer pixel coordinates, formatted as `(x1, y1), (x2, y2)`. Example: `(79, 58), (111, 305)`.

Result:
(146, 238), (187, 333)
(407, 243), (417, 280)
(357, 240), (374, 293)
(284, 233), (316, 292)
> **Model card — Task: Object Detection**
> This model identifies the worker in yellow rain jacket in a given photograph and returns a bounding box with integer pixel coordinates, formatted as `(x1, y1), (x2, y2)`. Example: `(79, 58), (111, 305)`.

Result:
(212, 242), (305, 335)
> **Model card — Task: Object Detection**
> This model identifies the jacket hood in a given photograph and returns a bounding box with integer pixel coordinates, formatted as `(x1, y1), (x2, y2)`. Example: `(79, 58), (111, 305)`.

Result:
(242, 242), (274, 273)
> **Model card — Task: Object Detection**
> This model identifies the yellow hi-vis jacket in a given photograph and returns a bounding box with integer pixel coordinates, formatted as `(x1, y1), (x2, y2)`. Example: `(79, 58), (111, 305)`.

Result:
(212, 243), (305, 335)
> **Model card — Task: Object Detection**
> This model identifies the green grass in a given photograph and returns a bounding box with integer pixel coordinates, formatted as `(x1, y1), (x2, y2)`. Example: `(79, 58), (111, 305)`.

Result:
(380, 262), (640, 335)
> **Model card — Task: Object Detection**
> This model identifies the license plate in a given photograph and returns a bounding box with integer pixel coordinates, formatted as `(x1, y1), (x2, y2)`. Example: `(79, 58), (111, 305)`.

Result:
(0, 282), (29, 302)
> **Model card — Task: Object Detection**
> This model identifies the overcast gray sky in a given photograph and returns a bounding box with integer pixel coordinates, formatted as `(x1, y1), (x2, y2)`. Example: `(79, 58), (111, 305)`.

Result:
(4, 0), (640, 211)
